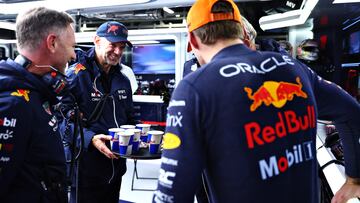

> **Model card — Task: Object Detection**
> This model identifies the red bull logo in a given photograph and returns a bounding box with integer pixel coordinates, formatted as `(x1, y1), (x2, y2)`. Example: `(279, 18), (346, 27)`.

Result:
(11, 89), (30, 102)
(74, 63), (86, 74)
(244, 77), (307, 112)
(107, 25), (119, 34)
(245, 105), (316, 149)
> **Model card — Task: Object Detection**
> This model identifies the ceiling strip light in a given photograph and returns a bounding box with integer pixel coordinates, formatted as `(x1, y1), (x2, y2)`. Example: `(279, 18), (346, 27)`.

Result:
(0, 0), (151, 15)
(163, 7), (175, 14)
(0, 22), (16, 30)
(259, 0), (319, 31)
(333, 0), (360, 3)
(132, 40), (160, 45)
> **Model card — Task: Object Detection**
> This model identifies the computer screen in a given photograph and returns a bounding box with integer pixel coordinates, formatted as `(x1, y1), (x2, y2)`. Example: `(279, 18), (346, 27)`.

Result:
(344, 30), (360, 55)
(132, 42), (175, 74)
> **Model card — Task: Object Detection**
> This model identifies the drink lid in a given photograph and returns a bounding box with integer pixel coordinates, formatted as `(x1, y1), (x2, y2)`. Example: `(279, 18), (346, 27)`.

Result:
(117, 130), (133, 136)
(109, 128), (125, 132)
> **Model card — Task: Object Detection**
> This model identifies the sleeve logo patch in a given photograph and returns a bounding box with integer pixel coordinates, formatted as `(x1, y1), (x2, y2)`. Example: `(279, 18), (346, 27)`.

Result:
(163, 133), (181, 150)
(11, 89), (30, 102)
(74, 63), (86, 74)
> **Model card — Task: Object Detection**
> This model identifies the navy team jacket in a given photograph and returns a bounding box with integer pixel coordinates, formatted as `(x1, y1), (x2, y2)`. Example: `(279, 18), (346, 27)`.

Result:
(0, 59), (67, 202)
(153, 44), (360, 203)
(60, 48), (135, 186)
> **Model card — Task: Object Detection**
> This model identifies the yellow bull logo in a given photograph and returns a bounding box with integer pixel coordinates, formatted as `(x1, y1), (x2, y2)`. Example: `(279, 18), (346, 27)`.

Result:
(244, 77), (307, 112)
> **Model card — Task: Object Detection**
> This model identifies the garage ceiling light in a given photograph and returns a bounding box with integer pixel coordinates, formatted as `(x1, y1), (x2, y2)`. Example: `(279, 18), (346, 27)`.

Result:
(0, 39), (17, 43)
(333, 0), (360, 3)
(0, 21), (15, 30)
(259, 0), (319, 31)
(132, 40), (160, 45)
(0, 0), (151, 15)
(163, 7), (175, 14)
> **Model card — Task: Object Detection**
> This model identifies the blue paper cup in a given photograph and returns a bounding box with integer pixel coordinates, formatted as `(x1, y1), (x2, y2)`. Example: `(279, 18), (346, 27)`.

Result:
(118, 131), (133, 155)
(119, 145), (128, 155)
(149, 143), (160, 154)
(132, 141), (140, 153)
(136, 124), (151, 142)
(147, 130), (164, 143)
(147, 130), (164, 154)
(108, 128), (124, 139)
(110, 139), (120, 152)
(108, 128), (124, 151)
(128, 129), (141, 153)
(120, 125), (136, 130)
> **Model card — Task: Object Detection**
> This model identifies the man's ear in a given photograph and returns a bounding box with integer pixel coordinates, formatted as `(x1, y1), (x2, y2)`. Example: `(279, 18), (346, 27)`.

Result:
(243, 39), (256, 51)
(94, 35), (101, 45)
(46, 34), (57, 53)
(243, 38), (251, 47)
(189, 32), (200, 51)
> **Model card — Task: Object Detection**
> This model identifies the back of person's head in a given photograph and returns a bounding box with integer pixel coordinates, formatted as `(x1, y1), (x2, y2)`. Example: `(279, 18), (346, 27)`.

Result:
(187, 0), (243, 45)
(241, 16), (257, 49)
(16, 7), (74, 51)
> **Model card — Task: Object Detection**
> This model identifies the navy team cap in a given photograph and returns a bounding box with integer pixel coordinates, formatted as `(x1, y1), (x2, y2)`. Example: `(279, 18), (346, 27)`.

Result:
(96, 21), (132, 47)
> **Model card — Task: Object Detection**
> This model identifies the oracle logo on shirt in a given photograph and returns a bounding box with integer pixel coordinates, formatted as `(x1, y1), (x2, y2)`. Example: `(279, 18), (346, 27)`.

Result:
(219, 55), (295, 77)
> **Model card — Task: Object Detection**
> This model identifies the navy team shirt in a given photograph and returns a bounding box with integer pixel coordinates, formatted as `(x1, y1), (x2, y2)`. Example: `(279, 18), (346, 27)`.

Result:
(0, 59), (67, 202)
(153, 44), (360, 203)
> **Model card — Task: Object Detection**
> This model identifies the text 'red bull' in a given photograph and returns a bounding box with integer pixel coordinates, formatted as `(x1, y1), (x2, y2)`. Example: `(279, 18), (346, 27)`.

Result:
(244, 77), (307, 112)
(245, 105), (315, 149)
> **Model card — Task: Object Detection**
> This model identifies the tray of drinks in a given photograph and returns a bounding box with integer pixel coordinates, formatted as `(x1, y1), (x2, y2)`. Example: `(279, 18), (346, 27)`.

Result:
(112, 144), (161, 160)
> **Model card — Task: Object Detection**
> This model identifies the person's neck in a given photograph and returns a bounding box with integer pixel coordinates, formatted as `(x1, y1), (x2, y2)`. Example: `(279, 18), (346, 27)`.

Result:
(95, 54), (112, 74)
(202, 38), (243, 64)
(101, 64), (112, 74)
(19, 48), (51, 76)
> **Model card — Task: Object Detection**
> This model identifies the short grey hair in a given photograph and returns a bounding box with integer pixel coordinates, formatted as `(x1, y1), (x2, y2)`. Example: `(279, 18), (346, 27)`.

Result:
(241, 16), (257, 44)
(16, 7), (74, 50)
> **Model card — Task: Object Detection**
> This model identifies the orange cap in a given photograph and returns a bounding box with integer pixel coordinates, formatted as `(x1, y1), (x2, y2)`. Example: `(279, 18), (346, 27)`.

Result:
(186, 0), (242, 51)
(187, 0), (242, 32)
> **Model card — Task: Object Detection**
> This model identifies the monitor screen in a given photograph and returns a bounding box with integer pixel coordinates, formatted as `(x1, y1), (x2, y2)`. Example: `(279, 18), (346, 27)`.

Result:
(343, 30), (360, 55)
(132, 42), (175, 74)
(349, 31), (360, 54)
